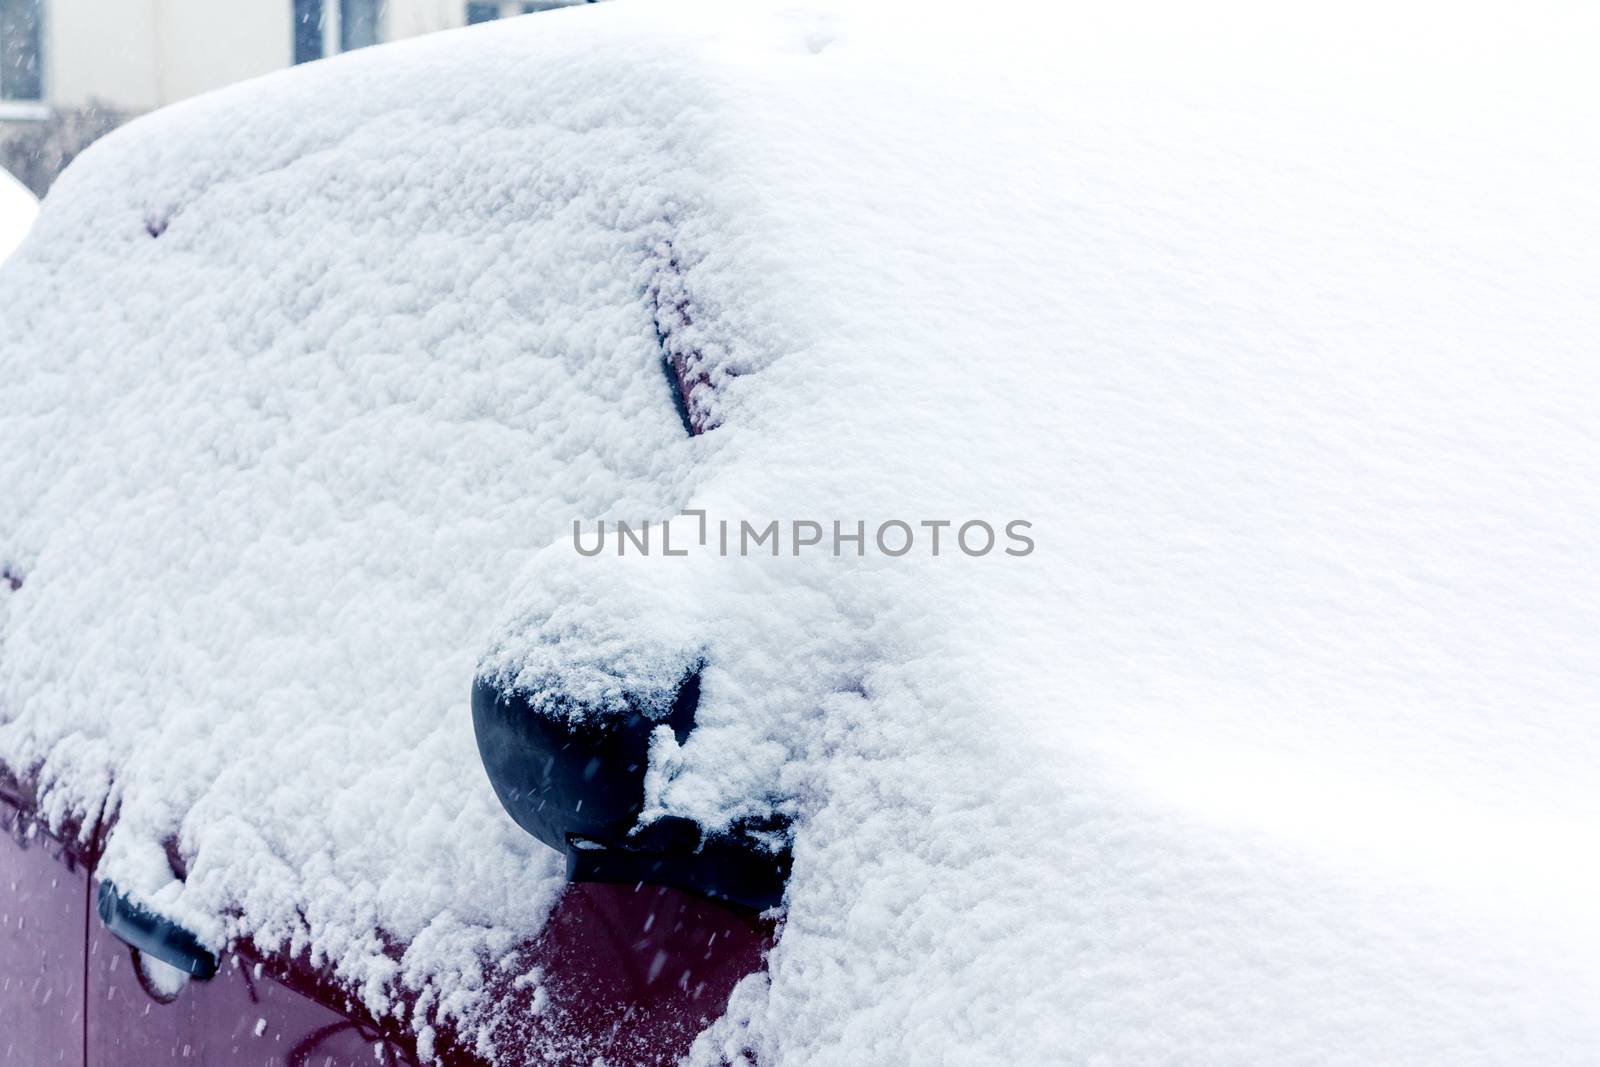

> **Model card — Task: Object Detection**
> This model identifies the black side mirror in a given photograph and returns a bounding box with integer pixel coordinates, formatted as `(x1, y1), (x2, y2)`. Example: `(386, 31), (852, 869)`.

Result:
(471, 668), (790, 911)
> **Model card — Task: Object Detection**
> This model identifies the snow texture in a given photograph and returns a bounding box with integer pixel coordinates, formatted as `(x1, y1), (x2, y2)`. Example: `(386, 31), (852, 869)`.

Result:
(0, 167), (37, 265)
(4, 0), (1600, 1063)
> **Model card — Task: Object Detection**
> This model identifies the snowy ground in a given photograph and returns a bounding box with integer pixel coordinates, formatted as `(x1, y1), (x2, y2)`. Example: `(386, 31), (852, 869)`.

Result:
(3, 1), (1598, 1063)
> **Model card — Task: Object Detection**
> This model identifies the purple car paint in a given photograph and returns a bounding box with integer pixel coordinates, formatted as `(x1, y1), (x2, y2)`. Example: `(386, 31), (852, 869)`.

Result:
(85, 911), (418, 1067)
(1, 805), (87, 1066)
(3, 787), (771, 1066)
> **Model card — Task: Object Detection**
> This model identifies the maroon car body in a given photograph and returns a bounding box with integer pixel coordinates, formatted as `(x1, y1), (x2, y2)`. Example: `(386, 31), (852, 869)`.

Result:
(3, 776), (772, 1066)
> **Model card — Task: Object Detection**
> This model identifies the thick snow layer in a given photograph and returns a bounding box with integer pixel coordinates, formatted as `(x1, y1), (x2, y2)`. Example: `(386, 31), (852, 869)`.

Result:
(4, 1), (1600, 1063)
(0, 167), (37, 265)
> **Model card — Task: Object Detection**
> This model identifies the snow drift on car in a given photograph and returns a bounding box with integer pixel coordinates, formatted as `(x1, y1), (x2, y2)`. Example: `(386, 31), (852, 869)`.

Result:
(2, 1), (1599, 1063)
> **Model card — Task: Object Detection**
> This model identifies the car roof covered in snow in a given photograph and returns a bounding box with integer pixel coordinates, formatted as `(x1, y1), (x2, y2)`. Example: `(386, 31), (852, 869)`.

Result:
(3, 0), (1600, 1062)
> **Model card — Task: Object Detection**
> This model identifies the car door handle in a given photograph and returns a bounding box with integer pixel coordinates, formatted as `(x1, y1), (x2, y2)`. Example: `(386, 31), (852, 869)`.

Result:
(96, 881), (219, 980)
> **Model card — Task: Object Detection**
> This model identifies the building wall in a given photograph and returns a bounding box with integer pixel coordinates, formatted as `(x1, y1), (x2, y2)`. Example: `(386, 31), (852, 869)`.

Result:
(7, 0), (605, 195)
(385, 1), (592, 41)
(41, 0), (159, 110)
(45, 0), (290, 111)
(153, 0), (292, 105)
(13, 0), (593, 114)
(384, 0), (469, 40)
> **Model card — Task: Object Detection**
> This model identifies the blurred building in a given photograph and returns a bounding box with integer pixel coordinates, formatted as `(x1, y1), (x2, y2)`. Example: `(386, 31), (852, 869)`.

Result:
(1, 0), (590, 115)
(0, 1), (590, 193)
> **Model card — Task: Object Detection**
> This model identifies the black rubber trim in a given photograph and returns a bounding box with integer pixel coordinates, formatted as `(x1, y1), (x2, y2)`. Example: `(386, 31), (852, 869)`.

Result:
(663, 354), (695, 437)
(566, 829), (791, 913)
(96, 881), (218, 980)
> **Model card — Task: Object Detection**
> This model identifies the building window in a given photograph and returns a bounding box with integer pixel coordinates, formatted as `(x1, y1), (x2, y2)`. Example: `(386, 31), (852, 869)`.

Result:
(340, 0), (378, 51)
(293, 0), (324, 64)
(0, 0), (43, 101)
(466, 3), (499, 25)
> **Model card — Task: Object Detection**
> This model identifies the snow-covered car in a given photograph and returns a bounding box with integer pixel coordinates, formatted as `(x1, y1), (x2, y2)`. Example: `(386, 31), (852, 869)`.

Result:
(3, 2), (1599, 1065)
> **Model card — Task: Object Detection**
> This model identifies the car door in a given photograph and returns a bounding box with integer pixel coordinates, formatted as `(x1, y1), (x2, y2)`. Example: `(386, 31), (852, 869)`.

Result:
(86, 879), (417, 1066)
(3, 782), (413, 1067)
(0, 796), (87, 1067)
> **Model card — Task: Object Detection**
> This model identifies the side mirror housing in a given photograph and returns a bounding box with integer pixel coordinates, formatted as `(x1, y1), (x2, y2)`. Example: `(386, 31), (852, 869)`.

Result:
(471, 670), (789, 911)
